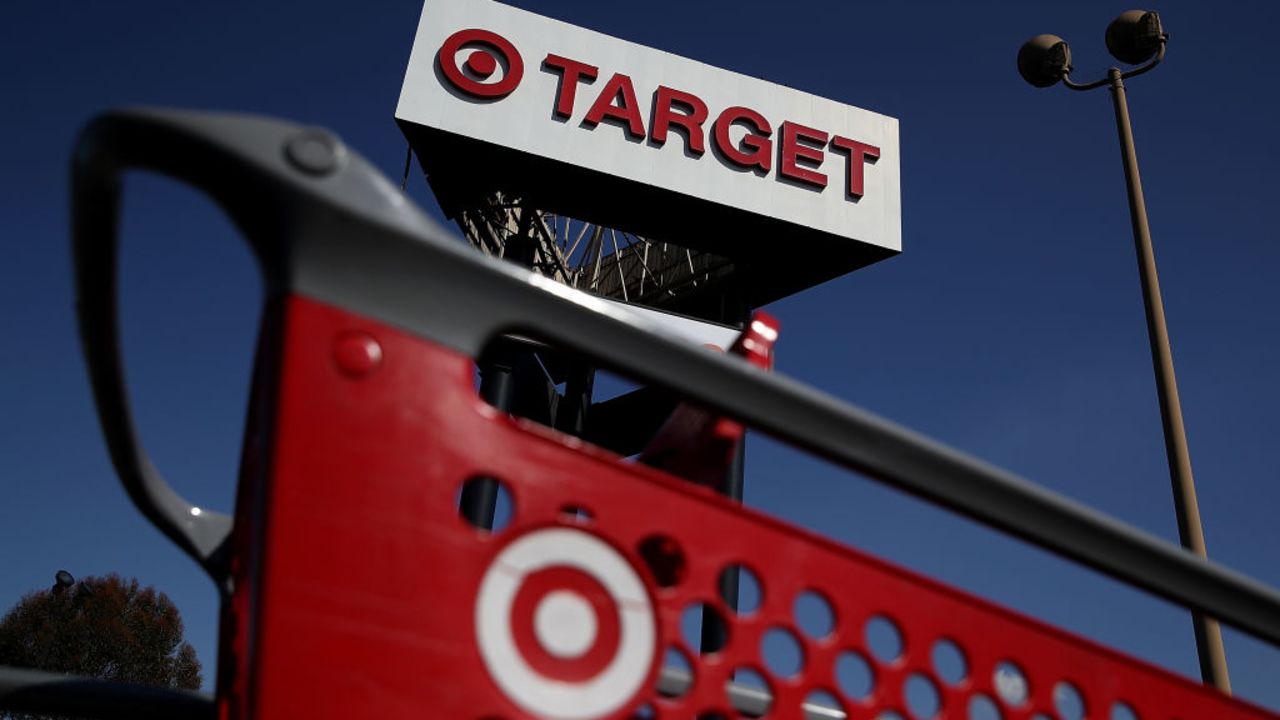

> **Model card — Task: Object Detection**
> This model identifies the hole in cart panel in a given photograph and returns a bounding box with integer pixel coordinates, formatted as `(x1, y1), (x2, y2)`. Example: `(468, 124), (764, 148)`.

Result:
(560, 504), (594, 523)
(993, 661), (1028, 708)
(930, 638), (967, 685)
(638, 534), (687, 588)
(659, 645), (694, 698)
(727, 667), (773, 717)
(835, 650), (875, 700)
(457, 476), (513, 532)
(1053, 681), (1085, 720)
(794, 589), (836, 640)
(804, 689), (845, 718)
(865, 615), (903, 664)
(472, 332), (686, 462)
(683, 601), (729, 654)
(1111, 701), (1139, 720)
(905, 672), (941, 719)
(719, 563), (763, 615)
(761, 626), (805, 679)
(968, 693), (1002, 720)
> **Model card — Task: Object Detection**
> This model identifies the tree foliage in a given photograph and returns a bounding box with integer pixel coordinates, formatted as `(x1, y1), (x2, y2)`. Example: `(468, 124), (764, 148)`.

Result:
(0, 574), (201, 690)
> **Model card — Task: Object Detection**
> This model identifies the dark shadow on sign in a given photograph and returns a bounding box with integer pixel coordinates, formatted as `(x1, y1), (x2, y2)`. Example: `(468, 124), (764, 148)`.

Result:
(774, 140), (827, 195)
(541, 56), (597, 124)
(580, 117), (648, 144)
(709, 134), (770, 179)
(832, 148), (878, 204)
(579, 115), (647, 145)
(645, 89), (705, 160)
(775, 170), (827, 194)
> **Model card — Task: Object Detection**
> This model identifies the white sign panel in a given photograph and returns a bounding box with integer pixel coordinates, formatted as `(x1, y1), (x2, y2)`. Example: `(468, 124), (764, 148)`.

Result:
(397, 0), (901, 254)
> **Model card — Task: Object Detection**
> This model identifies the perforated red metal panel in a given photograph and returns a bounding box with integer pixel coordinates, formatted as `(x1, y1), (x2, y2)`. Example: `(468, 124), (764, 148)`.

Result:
(221, 295), (1276, 720)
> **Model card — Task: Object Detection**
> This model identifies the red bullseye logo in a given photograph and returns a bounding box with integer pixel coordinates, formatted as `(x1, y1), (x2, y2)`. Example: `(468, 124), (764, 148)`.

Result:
(438, 28), (524, 99)
(476, 527), (656, 719)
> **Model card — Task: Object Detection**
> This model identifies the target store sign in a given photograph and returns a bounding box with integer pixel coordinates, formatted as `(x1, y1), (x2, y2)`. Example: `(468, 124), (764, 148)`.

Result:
(397, 0), (901, 258)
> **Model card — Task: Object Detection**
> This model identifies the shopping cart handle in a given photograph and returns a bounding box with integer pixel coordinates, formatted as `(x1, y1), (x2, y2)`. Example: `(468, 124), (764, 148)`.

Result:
(70, 108), (460, 587)
(71, 108), (1280, 647)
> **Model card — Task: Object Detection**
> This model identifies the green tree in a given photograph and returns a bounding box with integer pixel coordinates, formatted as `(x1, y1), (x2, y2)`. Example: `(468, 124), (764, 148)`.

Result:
(0, 574), (201, 691)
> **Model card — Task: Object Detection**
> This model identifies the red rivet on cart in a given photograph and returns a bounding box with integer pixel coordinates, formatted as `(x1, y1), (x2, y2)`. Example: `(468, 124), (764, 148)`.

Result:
(333, 332), (382, 377)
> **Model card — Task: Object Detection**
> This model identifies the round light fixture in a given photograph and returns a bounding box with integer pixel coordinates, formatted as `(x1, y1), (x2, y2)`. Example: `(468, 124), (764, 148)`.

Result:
(1018, 34), (1073, 88)
(1106, 10), (1165, 65)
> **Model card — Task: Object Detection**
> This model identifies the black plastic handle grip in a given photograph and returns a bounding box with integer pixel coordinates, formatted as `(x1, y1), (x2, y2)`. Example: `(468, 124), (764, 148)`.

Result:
(71, 108), (1280, 646)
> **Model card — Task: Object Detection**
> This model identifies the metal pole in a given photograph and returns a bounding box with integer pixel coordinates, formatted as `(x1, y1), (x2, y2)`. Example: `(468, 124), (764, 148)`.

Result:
(700, 436), (746, 653)
(1107, 67), (1231, 693)
(459, 352), (515, 529)
(701, 296), (751, 654)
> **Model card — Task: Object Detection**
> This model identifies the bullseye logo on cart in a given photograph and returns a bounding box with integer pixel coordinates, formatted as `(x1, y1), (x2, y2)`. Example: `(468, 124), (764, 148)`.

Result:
(474, 527), (656, 719)
(437, 28), (882, 201)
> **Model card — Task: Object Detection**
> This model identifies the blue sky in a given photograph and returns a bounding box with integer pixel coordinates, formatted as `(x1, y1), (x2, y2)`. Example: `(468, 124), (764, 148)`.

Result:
(3, 0), (1279, 711)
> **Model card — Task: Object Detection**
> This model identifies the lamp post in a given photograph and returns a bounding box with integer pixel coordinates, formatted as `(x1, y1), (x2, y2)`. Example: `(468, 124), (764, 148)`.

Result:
(51, 571), (75, 594)
(1017, 11), (1231, 693)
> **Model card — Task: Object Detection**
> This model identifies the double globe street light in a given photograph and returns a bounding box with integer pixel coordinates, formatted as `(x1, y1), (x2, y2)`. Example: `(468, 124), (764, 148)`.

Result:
(1017, 11), (1231, 694)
